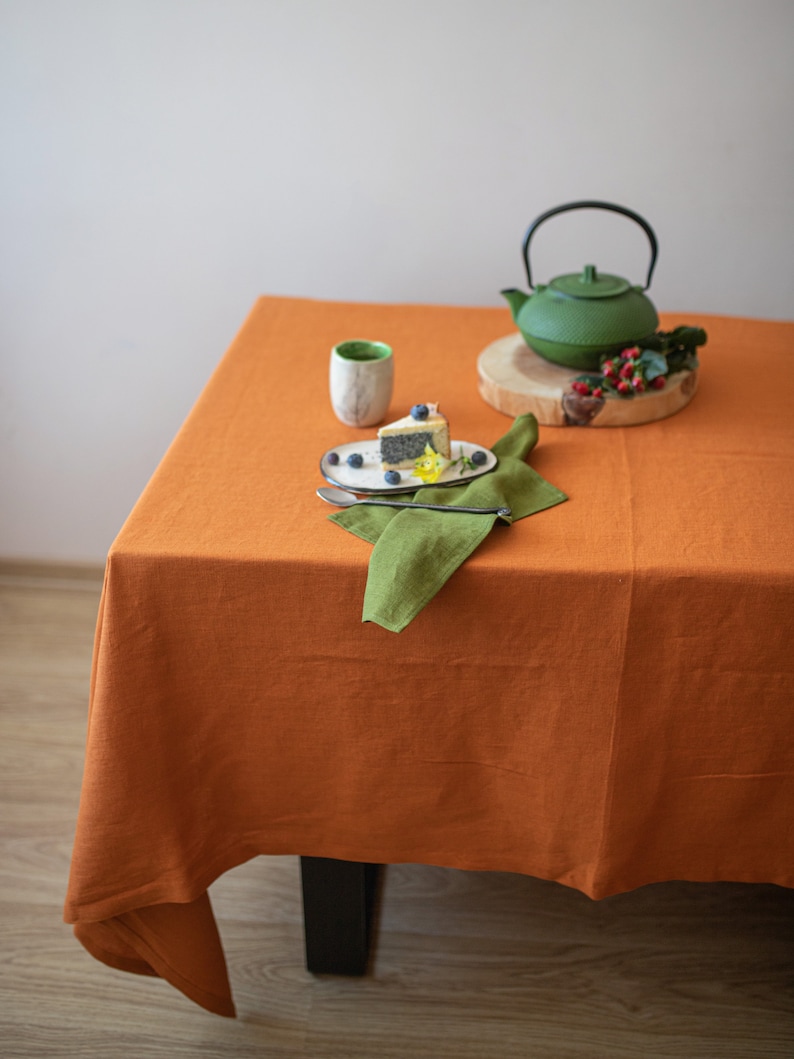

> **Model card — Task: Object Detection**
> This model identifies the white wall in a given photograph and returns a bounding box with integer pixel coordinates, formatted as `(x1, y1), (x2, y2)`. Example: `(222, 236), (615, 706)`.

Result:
(1, 0), (792, 563)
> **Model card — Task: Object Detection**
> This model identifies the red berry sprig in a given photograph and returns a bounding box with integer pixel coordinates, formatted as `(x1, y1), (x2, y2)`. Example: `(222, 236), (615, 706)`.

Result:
(569, 345), (671, 401)
(570, 380), (605, 399)
(569, 328), (705, 402)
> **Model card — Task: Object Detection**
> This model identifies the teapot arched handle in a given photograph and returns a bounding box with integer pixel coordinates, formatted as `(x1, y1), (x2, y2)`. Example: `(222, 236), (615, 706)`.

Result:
(521, 200), (658, 291)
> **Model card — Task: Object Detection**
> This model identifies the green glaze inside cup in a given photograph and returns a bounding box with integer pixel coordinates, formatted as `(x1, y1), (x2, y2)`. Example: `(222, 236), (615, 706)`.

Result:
(334, 340), (392, 362)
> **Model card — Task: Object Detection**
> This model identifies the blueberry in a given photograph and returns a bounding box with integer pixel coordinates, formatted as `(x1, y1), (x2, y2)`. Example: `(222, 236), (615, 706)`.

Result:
(346, 453), (363, 468)
(471, 450), (487, 466)
(384, 470), (401, 485)
(327, 451), (340, 465)
(410, 404), (429, 421)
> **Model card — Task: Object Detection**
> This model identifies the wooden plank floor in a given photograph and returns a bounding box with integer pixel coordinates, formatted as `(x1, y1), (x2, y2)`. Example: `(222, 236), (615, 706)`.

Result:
(1, 564), (792, 1058)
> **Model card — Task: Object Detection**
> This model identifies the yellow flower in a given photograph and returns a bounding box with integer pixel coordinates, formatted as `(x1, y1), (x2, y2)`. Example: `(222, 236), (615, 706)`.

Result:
(413, 444), (447, 484)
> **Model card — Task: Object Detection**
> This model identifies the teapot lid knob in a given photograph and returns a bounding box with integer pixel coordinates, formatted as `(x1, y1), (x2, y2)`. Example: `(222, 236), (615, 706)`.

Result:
(582, 264), (597, 284)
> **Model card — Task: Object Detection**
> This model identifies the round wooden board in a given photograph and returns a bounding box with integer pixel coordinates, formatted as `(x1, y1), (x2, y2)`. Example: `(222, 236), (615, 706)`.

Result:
(477, 333), (698, 427)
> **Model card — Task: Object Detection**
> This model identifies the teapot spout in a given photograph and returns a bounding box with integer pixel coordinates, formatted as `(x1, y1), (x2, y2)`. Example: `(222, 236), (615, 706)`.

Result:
(500, 287), (530, 324)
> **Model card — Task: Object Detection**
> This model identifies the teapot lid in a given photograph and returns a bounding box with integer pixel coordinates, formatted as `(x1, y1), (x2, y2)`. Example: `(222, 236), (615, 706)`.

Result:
(550, 264), (630, 299)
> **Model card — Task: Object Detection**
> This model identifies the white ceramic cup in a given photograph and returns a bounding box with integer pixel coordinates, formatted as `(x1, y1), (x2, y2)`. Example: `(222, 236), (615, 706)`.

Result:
(329, 340), (394, 427)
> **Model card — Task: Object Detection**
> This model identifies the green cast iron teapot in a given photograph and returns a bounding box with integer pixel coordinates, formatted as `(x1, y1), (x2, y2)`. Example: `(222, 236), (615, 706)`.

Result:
(502, 201), (661, 371)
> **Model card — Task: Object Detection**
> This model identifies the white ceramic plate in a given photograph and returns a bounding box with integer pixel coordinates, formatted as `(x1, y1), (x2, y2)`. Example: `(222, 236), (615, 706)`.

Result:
(320, 439), (497, 495)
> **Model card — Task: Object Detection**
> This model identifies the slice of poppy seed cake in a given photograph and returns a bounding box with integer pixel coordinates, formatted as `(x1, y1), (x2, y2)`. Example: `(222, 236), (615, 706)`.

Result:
(378, 403), (451, 469)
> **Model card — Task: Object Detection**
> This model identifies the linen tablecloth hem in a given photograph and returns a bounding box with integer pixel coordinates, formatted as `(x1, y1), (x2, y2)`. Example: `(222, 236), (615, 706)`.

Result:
(64, 839), (272, 925)
(67, 835), (614, 922)
(66, 839), (794, 1018)
(73, 924), (161, 977)
(282, 847), (794, 901)
(66, 831), (794, 924)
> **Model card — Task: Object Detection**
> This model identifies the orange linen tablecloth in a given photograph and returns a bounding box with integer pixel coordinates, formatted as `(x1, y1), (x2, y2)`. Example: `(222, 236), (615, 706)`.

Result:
(65, 297), (794, 1016)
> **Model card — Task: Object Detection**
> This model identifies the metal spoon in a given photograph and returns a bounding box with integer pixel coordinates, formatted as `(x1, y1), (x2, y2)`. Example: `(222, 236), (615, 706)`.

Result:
(317, 486), (511, 519)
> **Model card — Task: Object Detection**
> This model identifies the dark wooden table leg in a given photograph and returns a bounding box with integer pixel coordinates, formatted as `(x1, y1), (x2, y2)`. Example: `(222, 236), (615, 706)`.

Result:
(300, 856), (380, 975)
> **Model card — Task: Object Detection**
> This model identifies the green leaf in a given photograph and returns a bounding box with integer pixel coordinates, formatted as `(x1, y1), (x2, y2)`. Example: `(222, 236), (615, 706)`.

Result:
(670, 326), (707, 352)
(636, 350), (668, 381)
(636, 332), (665, 353)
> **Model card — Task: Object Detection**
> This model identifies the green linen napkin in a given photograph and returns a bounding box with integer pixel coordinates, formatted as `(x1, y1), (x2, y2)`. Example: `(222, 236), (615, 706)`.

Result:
(328, 414), (567, 633)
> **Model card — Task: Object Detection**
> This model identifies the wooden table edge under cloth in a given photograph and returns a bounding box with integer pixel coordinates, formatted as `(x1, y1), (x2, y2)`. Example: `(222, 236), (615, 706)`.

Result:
(477, 332), (698, 426)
